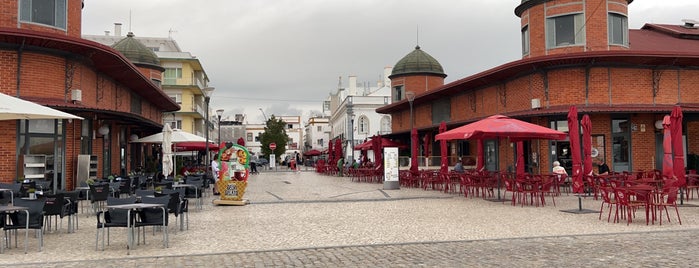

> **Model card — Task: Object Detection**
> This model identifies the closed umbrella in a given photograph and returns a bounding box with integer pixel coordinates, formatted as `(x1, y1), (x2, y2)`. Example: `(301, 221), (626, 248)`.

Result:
(568, 106), (583, 194)
(372, 135), (382, 169)
(516, 141), (525, 177)
(581, 115), (593, 176)
(334, 139), (342, 165)
(662, 115), (674, 180)
(410, 128), (419, 174)
(423, 132), (431, 166)
(162, 124), (174, 177)
(671, 106), (685, 187)
(476, 140), (484, 171)
(439, 122), (448, 173)
(328, 140), (334, 166)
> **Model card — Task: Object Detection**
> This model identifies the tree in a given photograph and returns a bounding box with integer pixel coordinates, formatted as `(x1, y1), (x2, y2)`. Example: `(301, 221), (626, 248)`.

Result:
(260, 115), (289, 161)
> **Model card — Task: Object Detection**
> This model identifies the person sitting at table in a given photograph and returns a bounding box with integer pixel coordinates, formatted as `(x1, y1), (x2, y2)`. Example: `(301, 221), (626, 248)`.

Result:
(453, 158), (465, 173)
(594, 158), (610, 175)
(552, 161), (569, 183)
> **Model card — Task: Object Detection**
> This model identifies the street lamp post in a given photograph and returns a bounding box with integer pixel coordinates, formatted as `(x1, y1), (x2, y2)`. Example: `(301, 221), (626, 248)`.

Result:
(203, 87), (214, 180)
(216, 109), (224, 144)
(259, 108), (268, 122)
(346, 96), (354, 162)
(406, 91), (416, 167)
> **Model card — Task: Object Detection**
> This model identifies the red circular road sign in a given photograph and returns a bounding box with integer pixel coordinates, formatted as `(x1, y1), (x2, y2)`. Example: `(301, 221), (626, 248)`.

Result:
(269, 143), (277, 150)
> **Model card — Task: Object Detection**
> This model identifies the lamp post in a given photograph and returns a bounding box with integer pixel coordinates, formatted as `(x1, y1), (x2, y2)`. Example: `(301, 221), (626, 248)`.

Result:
(346, 96), (354, 162)
(259, 108), (268, 122)
(406, 91), (416, 165)
(203, 87), (214, 179)
(216, 109), (224, 144)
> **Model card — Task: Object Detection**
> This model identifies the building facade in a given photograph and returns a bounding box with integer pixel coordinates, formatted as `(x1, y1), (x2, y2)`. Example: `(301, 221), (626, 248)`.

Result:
(327, 68), (394, 160)
(0, 0), (179, 189)
(377, 0), (699, 174)
(304, 116), (331, 152)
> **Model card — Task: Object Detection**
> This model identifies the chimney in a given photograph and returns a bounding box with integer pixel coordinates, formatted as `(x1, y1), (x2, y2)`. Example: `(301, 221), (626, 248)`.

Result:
(114, 23), (122, 37)
(348, 75), (357, 96)
(383, 66), (393, 87)
(104, 30), (110, 36)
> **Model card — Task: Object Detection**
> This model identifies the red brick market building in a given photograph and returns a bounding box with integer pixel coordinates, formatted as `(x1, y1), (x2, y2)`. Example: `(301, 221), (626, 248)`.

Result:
(378, 0), (699, 175)
(0, 0), (179, 190)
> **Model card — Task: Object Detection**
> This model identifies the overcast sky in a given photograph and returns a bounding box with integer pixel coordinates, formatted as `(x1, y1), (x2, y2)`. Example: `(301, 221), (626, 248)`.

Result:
(81, 0), (698, 124)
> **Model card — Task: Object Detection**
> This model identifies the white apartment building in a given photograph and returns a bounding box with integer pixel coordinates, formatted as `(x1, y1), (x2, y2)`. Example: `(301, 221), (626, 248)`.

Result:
(327, 67), (393, 160)
(304, 116), (331, 152)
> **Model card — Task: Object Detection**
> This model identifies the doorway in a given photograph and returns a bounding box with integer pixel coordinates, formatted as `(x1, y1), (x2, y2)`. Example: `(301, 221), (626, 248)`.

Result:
(551, 141), (572, 175)
(484, 140), (498, 171)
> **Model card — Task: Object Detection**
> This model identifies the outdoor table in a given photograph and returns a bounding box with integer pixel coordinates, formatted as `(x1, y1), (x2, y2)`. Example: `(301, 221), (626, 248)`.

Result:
(624, 184), (656, 225)
(105, 203), (167, 255)
(0, 188), (14, 205)
(173, 183), (201, 211)
(0, 205), (29, 254)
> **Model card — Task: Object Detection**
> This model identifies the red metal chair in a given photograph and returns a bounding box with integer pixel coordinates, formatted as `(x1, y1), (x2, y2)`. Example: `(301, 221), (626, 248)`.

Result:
(654, 187), (682, 225)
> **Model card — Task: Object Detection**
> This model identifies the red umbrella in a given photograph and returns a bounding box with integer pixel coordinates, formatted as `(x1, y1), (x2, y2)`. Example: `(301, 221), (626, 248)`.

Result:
(174, 141), (219, 151)
(476, 139), (484, 171)
(516, 141), (525, 177)
(435, 115), (567, 141)
(423, 132), (431, 165)
(662, 115), (675, 180)
(328, 140), (334, 165)
(581, 115), (593, 176)
(334, 139), (343, 164)
(410, 128), (419, 174)
(305, 149), (322, 156)
(671, 105), (686, 187)
(439, 122), (448, 173)
(372, 135), (382, 169)
(355, 138), (407, 150)
(568, 106), (584, 194)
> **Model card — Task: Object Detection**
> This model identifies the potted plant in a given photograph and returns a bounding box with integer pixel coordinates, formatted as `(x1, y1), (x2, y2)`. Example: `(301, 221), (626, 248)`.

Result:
(107, 175), (115, 182)
(154, 186), (163, 194)
(174, 175), (183, 186)
(86, 178), (95, 185)
(28, 188), (37, 199)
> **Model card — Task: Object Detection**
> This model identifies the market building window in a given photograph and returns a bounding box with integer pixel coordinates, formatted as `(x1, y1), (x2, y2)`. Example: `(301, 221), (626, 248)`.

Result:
(19, 0), (67, 29)
(608, 13), (628, 46)
(358, 116), (369, 134)
(431, 99), (451, 124)
(546, 13), (585, 48)
(521, 25), (530, 55)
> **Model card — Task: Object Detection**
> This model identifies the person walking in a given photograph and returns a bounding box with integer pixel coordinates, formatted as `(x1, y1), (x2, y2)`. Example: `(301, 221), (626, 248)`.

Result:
(211, 154), (220, 195)
(337, 156), (345, 177)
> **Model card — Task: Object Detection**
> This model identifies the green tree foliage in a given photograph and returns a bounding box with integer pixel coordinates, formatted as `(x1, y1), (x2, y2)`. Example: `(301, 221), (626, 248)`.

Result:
(260, 115), (289, 161)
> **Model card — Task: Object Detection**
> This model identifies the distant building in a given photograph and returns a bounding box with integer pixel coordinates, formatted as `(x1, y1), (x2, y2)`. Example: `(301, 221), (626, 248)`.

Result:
(377, 0), (699, 174)
(326, 67), (394, 159)
(304, 116), (331, 152)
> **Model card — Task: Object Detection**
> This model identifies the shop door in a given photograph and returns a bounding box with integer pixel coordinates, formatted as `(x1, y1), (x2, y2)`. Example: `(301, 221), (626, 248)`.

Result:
(484, 140), (498, 171)
(612, 119), (631, 172)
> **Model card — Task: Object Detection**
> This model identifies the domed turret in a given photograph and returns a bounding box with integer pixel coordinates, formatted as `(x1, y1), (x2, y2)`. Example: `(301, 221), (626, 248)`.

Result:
(112, 32), (162, 69)
(389, 46), (446, 79)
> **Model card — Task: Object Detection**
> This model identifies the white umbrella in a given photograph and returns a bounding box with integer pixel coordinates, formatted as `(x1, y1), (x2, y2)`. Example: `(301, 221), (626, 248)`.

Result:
(133, 129), (207, 143)
(162, 124), (174, 177)
(0, 92), (82, 120)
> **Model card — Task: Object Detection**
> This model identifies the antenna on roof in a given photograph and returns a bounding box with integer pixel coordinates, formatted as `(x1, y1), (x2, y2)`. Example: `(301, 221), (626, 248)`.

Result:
(338, 76), (342, 89)
(129, 10), (132, 32)
(169, 28), (178, 39)
(416, 24), (420, 48)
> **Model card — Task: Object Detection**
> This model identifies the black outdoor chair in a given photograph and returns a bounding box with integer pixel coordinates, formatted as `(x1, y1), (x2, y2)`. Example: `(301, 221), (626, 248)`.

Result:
(154, 189), (185, 232)
(95, 196), (137, 250)
(42, 193), (70, 233)
(136, 195), (170, 247)
(5, 198), (46, 252)
(58, 190), (80, 231)
(89, 183), (111, 212)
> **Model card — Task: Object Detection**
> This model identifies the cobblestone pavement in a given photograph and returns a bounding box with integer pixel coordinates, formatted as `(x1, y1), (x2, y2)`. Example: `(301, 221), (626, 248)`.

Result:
(14, 230), (699, 267)
(3, 170), (699, 267)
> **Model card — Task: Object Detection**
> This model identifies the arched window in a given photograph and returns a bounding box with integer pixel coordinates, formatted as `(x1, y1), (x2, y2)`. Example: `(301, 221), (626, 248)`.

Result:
(358, 115), (369, 134)
(380, 116), (391, 134)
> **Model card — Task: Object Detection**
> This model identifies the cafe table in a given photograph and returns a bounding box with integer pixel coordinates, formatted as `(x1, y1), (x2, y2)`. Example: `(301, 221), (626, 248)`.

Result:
(104, 203), (167, 255)
(0, 205), (29, 253)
